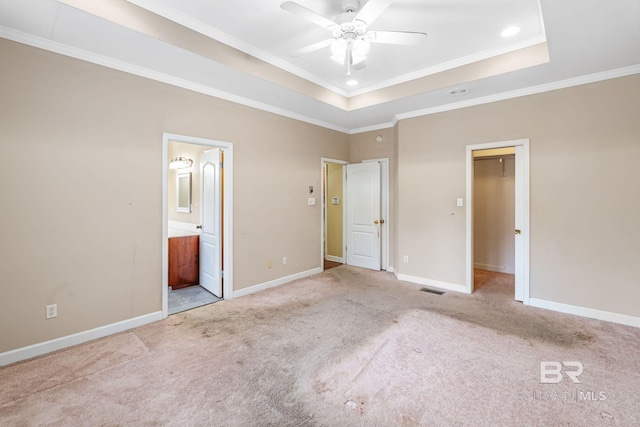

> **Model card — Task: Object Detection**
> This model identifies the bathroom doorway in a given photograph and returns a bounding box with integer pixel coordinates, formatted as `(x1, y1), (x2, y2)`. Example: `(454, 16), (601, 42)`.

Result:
(162, 133), (234, 318)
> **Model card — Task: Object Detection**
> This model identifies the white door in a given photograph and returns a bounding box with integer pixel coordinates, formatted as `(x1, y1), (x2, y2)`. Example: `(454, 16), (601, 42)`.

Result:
(514, 145), (525, 301)
(200, 148), (222, 297)
(346, 162), (381, 270)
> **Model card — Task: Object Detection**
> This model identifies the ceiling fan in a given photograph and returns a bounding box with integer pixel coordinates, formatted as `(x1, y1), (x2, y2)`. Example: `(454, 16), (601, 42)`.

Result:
(281, 0), (427, 75)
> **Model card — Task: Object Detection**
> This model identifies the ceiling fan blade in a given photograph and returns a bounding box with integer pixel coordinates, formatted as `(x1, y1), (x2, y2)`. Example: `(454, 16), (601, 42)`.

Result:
(354, 0), (391, 25)
(281, 2), (337, 30)
(288, 39), (333, 57)
(368, 30), (427, 45)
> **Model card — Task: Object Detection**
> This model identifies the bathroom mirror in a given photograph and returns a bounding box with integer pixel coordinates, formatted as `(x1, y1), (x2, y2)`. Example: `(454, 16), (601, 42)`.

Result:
(176, 172), (191, 213)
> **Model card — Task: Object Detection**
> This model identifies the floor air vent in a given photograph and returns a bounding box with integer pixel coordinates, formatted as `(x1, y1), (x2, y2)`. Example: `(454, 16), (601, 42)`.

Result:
(419, 287), (445, 295)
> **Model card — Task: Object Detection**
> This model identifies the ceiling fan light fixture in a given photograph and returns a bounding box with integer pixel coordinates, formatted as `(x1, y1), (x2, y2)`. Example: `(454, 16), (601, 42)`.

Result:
(331, 40), (347, 63)
(352, 39), (370, 57)
(330, 39), (369, 66)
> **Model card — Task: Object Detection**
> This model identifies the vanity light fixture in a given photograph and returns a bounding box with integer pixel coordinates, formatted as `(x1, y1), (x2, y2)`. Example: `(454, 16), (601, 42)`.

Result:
(169, 157), (193, 169)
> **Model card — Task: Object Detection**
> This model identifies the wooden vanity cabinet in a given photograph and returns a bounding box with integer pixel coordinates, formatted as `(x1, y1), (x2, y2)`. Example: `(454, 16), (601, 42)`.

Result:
(168, 235), (199, 289)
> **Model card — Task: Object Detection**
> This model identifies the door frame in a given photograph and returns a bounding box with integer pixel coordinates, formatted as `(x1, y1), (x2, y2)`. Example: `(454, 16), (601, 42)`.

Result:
(162, 133), (234, 318)
(465, 139), (530, 303)
(320, 158), (390, 271)
(320, 158), (348, 268)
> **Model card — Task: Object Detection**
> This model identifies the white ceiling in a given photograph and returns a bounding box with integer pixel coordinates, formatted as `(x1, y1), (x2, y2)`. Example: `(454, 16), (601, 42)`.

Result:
(125, 0), (546, 94)
(0, 0), (639, 133)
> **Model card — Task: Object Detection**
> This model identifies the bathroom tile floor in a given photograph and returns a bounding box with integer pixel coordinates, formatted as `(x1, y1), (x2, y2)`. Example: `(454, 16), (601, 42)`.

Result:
(168, 285), (221, 315)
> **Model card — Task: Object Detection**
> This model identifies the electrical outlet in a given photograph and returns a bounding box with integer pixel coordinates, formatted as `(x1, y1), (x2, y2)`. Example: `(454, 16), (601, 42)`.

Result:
(403, 255), (409, 263)
(268, 259), (272, 269)
(46, 304), (57, 319)
(283, 256), (288, 265)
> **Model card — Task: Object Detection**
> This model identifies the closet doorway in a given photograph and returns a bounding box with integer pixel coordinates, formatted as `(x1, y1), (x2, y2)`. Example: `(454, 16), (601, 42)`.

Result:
(465, 139), (530, 303)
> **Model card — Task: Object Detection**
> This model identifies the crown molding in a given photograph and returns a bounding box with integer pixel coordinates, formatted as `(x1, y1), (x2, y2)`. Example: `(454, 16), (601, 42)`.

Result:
(0, 26), (350, 134)
(3, 25), (637, 136)
(347, 34), (547, 97)
(394, 64), (640, 122)
(125, 0), (351, 97)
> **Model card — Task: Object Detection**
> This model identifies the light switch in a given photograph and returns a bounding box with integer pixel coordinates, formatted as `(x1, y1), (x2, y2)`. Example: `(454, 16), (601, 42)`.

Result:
(308, 197), (316, 205)
(457, 198), (464, 207)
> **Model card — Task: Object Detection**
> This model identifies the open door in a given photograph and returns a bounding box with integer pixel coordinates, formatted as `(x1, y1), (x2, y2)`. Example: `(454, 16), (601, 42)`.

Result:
(346, 162), (381, 270)
(514, 145), (525, 302)
(200, 148), (222, 297)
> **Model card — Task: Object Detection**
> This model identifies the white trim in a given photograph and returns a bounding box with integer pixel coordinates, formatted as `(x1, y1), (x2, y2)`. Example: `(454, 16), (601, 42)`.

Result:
(162, 133), (234, 319)
(232, 267), (323, 299)
(348, 35), (547, 97)
(0, 26), (350, 134)
(466, 139), (530, 303)
(3, 26), (638, 134)
(396, 274), (469, 294)
(396, 65), (640, 122)
(0, 312), (162, 367)
(349, 122), (396, 135)
(125, 0), (350, 97)
(386, 266), (395, 274)
(529, 299), (640, 329)
(325, 255), (344, 263)
(474, 263), (515, 275)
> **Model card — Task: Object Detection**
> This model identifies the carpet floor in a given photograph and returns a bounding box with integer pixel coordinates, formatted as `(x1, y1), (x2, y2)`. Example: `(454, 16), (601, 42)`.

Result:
(1, 267), (639, 426)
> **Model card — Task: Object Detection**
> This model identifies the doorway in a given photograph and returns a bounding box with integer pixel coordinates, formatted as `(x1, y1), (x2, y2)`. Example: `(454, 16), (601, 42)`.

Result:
(321, 158), (390, 272)
(162, 133), (234, 318)
(465, 139), (530, 303)
(321, 158), (348, 270)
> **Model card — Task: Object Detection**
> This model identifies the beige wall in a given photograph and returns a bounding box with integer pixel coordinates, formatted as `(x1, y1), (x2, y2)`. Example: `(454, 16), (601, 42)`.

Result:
(396, 74), (640, 316)
(325, 163), (343, 259)
(2, 34), (638, 357)
(473, 157), (515, 273)
(0, 38), (348, 353)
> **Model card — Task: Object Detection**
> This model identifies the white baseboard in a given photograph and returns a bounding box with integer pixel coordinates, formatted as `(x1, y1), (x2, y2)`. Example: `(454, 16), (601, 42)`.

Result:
(386, 266), (395, 274)
(528, 298), (640, 329)
(474, 263), (515, 274)
(232, 267), (323, 299)
(0, 311), (163, 367)
(396, 273), (469, 294)
(325, 255), (344, 263)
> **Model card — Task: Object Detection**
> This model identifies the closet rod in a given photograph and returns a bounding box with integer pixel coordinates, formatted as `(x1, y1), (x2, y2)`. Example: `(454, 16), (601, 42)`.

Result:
(473, 155), (515, 161)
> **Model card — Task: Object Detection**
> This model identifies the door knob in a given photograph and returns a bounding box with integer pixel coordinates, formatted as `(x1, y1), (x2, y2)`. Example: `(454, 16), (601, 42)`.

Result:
(374, 220), (379, 224)
(380, 219), (385, 224)
(196, 225), (203, 229)
(515, 229), (521, 235)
